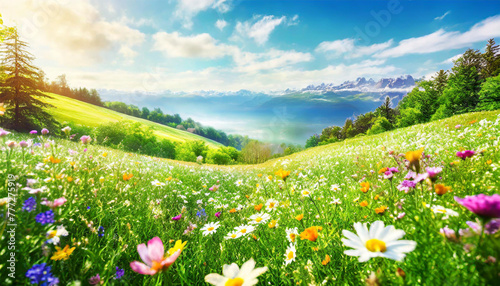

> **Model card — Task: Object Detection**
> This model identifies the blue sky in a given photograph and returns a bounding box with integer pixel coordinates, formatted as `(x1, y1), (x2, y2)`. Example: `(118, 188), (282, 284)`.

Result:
(2, 0), (500, 92)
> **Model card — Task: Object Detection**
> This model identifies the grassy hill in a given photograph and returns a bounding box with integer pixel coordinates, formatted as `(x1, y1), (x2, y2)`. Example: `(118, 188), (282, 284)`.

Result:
(2, 110), (500, 285)
(41, 92), (223, 148)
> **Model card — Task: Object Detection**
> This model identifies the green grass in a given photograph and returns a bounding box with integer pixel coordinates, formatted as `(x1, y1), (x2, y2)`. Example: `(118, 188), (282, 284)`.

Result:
(1, 110), (500, 285)
(42, 93), (223, 148)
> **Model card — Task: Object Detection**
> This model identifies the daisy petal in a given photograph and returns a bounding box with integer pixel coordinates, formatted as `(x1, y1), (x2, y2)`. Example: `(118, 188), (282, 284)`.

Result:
(222, 263), (240, 278)
(205, 273), (228, 286)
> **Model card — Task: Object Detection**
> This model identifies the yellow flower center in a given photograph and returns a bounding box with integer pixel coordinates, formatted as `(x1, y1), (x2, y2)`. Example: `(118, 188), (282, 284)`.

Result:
(225, 277), (244, 286)
(269, 202), (275, 208)
(48, 230), (57, 239)
(208, 227), (215, 231)
(365, 239), (387, 252)
(290, 233), (296, 242)
(231, 234), (237, 238)
(287, 251), (294, 260)
(255, 217), (262, 222)
(240, 229), (247, 233)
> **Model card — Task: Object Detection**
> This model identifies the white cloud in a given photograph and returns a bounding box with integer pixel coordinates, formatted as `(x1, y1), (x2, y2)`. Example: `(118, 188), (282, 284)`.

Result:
(215, 19), (228, 31)
(152, 31), (235, 58)
(315, 38), (393, 59)
(375, 15), (500, 58)
(1, 0), (145, 66)
(175, 0), (230, 29)
(434, 11), (450, 21)
(441, 54), (462, 65)
(233, 15), (290, 45)
(233, 49), (313, 73)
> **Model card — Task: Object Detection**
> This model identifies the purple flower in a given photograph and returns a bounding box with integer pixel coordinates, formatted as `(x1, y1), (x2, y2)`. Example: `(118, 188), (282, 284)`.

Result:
(426, 167), (442, 179)
(80, 135), (92, 144)
(89, 274), (101, 285)
(98, 226), (105, 237)
(19, 140), (29, 148)
(397, 180), (416, 193)
(26, 263), (59, 285)
(455, 194), (500, 219)
(456, 150), (475, 160)
(404, 171), (416, 180)
(41, 128), (49, 135)
(485, 219), (500, 234)
(0, 129), (10, 137)
(414, 173), (428, 183)
(115, 267), (125, 280)
(35, 210), (55, 225)
(440, 226), (457, 241)
(383, 171), (393, 180)
(22, 197), (36, 212)
(215, 211), (221, 218)
(396, 212), (406, 219)
(30, 130), (38, 135)
(388, 167), (399, 173)
(172, 214), (182, 221)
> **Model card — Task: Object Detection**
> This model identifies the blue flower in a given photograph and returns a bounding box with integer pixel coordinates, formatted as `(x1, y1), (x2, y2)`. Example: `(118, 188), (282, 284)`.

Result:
(35, 210), (55, 225)
(98, 226), (105, 237)
(26, 263), (59, 285)
(22, 197), (36, 212)
(115, 266), (125, 280)
(196, 208), (206, 218)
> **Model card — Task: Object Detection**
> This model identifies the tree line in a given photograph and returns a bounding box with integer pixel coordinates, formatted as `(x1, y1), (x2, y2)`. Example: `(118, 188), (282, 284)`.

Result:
(306, 38), (500, 148)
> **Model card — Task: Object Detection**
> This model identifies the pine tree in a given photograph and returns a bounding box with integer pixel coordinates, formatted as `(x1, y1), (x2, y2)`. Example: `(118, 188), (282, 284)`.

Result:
(482, 38), (500, 78)
(0, 28), (55, 131)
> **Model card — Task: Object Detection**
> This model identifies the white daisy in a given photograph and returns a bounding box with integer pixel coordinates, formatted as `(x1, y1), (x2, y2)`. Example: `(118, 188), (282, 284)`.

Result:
(249, 213), (271, 225)
(201, 222), (221, 236)
(284, 244), (296, 265)
(430, 205), (459, 220)
(235, 180), (243, 186)
(330, 184), (341, 192)
(205, 258), (268, 286)
(301, 189), (311, 197)
(151, 179), (165, 186)
(342, 220), (416, 262)
(46, 225), (69, 245)
(225, 231), (242, 240)
(234, 225), (255, 236)
(285, 227), (299, 244)
(331, 198), (342, 205)
(265, 199), (279, 212)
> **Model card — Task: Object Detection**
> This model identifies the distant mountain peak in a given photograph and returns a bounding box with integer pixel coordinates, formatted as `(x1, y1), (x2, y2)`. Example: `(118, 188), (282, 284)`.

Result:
(300, 75), (415, 94)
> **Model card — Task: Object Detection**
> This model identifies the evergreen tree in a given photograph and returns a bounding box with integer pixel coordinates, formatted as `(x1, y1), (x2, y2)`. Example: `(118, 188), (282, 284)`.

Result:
(482, 38), (500, 78)
(0, 28), (55, 131)
(375, 96), (396, 124)
(476, 74), (500, 111)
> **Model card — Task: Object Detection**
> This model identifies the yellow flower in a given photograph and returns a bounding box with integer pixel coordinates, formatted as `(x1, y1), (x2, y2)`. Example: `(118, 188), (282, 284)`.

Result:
(360, 181), (370, 193)
(378, 167), (388, 174)
(67, 177), (73, 183)
(359, 201), (368, 207)
(435, 184), (451, 195)
(268, 220), (277, 228)
(102, 152), (108, 157)
(168, 240), (187, 256)
(300, 226), (321, 242)
(123, 173), (133, 181)
(275, 169), (291, 181)
(257, 174), (262, 177)
(321, 254), (331, 265)
(51, 245), (75, 261)
(0, 103), (5, 116)
(375, 206), (388, 214)
(254, 204), (263, 211)
(295, 214), (304, 221)
(405, 149), (423, 172)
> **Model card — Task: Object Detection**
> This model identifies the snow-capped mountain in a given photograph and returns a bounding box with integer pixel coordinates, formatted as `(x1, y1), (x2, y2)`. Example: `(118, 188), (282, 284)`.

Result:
(300, 75), (415, 94)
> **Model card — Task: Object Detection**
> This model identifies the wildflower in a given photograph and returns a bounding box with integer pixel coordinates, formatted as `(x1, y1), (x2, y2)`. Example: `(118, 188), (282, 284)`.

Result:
(330, 184), (341, 192)
(19, 140), (29, 148)
(254, 204), (263, 211)
(300, 226), (321, 242)
(268, 220), (278, 228)
(130, 237), (184, 275)
(43, 197), (67, 209)
(215, 211), (221, 218)
(295, 214), (304, 221)
(46, 225), (69, 245)
(225, 231), (241, 239)
(342, 221), (416, 262)
(36, 210), (55, 225)
(201, 222), (221, 236)
(375, 206), (388, 214)
(301, 189), (311, 197)
(249, 212), (271, 225)
(235, 180), (243, 186)
(265, 199), (279, 211)
(397, 212), (406, 220)
(435, 184), (451, 195)
(405, 149), (423, 172)
(286, 227), (299, 243)
(284, 245), (296, 265)
(397, 180), (416, 193)
(426, 167), (442, 181)
(229, 208), (237, 213)
(80, 135), (92, 144)
(183, 222), (197, 235)
(378, 167), (388, 174)
(115, 267), (125, 280)
(89, 274), (101, 285)
(455, 124), (462, 129)
(0, 129), (11, 136)
(172, 214), (182, 221)
(331, 197), (342, 204)
(41, 128), (49, 135)
(196, 156), (203, 163)
(6, 141), (16, 148)
(22, 197), (36, 212)
(25, 263), (59, 285)
(234, 225), (255, 236)
(359, 201), (368, 207)
(61, 126), (71, 134)
(98, 226), (105, 237)
(454, 194), (500, 219)
(430, 205), (459, 219)
(209, 185), (220, 191)
(197, 208), (207, 218)
(205, 258), (268, 286)
(440, 226), (457, 241)
(456, 150), (475, 160)
(275, 169), (291, 181)
(123, 173), (133, 181)
(383, 171), (393, 180)
(51, 244), (75, 261)
(360, 182), (370, 193)
(321, 254), (331, 265)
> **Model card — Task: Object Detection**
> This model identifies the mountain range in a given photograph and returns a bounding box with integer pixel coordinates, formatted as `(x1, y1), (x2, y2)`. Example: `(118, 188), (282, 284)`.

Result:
(98, 75), (417, 144)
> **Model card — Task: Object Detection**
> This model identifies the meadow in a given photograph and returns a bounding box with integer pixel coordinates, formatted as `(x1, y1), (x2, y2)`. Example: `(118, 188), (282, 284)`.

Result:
(1, 110), (500, 285)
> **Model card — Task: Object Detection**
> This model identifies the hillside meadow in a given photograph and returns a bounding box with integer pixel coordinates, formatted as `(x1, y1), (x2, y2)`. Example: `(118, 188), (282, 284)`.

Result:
(0, 110), (499, 285)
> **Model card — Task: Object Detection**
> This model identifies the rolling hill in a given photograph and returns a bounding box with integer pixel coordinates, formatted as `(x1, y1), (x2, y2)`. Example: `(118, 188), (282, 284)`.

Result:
(41, 92), (223, 148)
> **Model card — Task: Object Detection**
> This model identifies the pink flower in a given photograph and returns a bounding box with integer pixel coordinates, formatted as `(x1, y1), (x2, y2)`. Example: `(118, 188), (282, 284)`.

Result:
(383, 171), (393, 180)
(80, 135), (92, 144)
(41, 128), (49, 135)
(29, 130), (37, 135)
(456, 150), (475, 160)
(209, 185), (220, 192)
(53, 197), (67, 207)
(455, 124), (462, 129)
(6, 141), (16, 148)
(426, 167), (442, 179)
(172, 214), (182, 221)
(130, 237), (181, 275)
(455, 194), (500, 219)
(19, 141), (29, 148)
(215, 211), (221, 218)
